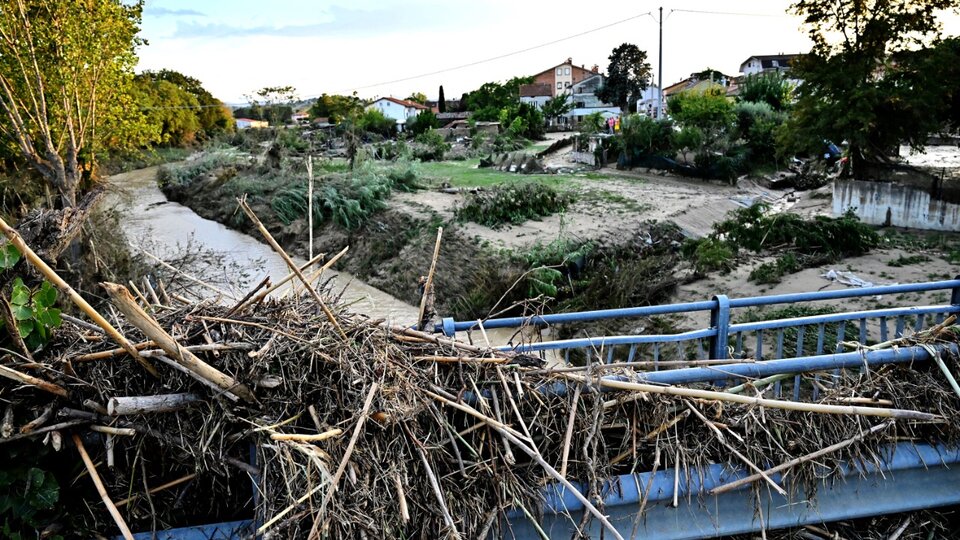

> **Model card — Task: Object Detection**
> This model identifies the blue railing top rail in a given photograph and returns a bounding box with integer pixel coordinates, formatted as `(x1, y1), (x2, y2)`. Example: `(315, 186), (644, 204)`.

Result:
(437, 278), (960, 336)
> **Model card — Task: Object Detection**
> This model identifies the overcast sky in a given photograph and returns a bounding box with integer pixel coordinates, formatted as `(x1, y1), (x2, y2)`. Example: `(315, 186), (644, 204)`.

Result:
(136, 0), (960, 104)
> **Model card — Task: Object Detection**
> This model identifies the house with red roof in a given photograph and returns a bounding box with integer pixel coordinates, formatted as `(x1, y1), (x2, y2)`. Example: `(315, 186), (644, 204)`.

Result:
(366, 97), (430, 131)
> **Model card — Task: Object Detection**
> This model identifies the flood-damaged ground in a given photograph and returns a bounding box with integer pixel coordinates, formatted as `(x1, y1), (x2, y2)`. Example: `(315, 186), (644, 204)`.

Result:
(144, 131), (960, 342)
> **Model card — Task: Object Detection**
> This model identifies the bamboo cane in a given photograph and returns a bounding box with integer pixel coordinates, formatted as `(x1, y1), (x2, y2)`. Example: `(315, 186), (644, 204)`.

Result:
(0, 364), (68, 397)
(72, 434), (135, 540)
(237, 198), (346, 339)
(102, 283), (256, 403)
(563, 374), (941, 421)
(0, 216), (158, 376)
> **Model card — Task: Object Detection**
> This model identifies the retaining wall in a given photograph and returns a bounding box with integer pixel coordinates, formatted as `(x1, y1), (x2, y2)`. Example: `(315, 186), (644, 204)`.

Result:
(832, 179), (960, 231)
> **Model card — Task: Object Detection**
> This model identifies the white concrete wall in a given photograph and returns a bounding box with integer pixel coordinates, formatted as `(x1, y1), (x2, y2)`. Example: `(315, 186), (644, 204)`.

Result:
(833, 179), (960, 232)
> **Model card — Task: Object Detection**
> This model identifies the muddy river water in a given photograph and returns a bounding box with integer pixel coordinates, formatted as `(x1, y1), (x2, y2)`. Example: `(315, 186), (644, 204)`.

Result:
(106, 166), (420, 323)
(105, 166), (533, 350)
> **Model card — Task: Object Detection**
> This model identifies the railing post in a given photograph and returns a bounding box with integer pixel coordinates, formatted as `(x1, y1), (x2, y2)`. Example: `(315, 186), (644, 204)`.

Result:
(710, 295), (730, 360)
(952, 276), (960, 307)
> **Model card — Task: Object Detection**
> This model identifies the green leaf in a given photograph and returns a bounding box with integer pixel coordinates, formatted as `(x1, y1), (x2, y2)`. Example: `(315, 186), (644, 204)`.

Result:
(0, 244), (20, 270)
(36, 308), (61, 328)
(11, 305), (31, 321)
(34, 282), (56, 308)
(9, 280), (29, 306)
(16, 320), (33, 338)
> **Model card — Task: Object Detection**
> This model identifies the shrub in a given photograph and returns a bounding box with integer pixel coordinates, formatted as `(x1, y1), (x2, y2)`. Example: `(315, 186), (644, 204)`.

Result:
(456, 183), (574, 228)
(357, 109), (397, 138)
(617, 115), (675, 161)
(749, 253), (801, 284)
(407, 110), (439, 136)
(686, 237), (735, 274)
(412, 129), (450, 162)
(156, 150), (246, 188)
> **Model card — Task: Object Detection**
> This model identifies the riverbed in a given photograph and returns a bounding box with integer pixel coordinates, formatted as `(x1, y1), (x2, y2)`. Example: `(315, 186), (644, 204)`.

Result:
(106, 166), (421, 323)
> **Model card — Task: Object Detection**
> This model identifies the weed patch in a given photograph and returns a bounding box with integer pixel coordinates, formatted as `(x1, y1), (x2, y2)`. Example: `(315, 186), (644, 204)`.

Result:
(456, 182), (574, 228)
(749, 253), (802, 284)
(887, 254), (932, 267)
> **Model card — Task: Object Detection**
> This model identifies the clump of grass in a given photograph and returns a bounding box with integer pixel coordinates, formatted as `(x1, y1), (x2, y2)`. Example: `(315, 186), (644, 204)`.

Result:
(887, 254), (932, 267)
(682, 237), (736, 274)
(270, 162), (422, 229)
(157, 150), (247, 188)
(749, 253), (801, 284)
(455, 182), (574, 228)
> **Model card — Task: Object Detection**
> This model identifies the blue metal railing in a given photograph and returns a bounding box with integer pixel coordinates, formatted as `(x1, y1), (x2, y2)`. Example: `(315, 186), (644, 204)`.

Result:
(438, 278), (960, 365)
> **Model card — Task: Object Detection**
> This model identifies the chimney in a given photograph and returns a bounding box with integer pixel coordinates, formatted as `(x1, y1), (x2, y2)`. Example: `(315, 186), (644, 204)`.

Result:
(591, 64), (599, 73)
(566, 57), (573, 65)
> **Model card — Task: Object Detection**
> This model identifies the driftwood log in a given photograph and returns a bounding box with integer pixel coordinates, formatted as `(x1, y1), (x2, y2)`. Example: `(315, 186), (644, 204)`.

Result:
(107, 393), (201, 416)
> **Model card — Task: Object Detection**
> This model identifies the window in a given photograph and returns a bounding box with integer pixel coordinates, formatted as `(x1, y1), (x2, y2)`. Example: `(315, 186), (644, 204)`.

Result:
(557, 82), (562, 89)
(556, 68), (562, 75)
(564, 67), (570, 75)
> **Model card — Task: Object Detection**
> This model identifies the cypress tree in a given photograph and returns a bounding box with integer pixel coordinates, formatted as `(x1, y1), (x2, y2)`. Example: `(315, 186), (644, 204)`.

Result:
(438, 85), (446, 113)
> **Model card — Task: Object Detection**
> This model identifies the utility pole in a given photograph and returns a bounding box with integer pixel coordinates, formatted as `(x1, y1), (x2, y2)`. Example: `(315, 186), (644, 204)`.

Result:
(658, 6), (664, 119)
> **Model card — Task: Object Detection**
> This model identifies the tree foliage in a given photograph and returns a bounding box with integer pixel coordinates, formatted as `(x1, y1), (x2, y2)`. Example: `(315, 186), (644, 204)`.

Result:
(406, 92), (427, 105)
(783, 0), (960, 173)
(596, 43), (652, 113)
(540, 96), (574, 123)
(309, 93), (363, 123)
(438, 85), (446, 113)
(407, 110), (439, 136)
(133, 77), (199, 147)
(145, 69), (233, 139)
(667, 86), (735, 150)
(0, 0), (148, 206)
(242, 86), (297, 126)
(737, 72), (793, 111)
(465, 76), (533, 119)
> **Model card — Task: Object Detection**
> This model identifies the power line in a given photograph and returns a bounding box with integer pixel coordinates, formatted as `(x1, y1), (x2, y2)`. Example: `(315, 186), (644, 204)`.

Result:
(669, 8), (790, 18)
(329, 12), (654, 95)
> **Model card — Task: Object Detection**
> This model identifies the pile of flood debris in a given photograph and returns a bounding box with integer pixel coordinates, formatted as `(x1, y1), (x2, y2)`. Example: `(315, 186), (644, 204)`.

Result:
(1, 210), (960, 539)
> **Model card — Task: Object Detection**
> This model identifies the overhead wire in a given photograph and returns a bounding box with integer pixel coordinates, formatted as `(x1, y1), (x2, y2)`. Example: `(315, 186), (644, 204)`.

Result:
(329, 11), (655, 95)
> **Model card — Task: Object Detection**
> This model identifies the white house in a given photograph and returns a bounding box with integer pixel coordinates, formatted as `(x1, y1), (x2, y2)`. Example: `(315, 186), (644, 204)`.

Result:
(366, 97), (429, 131)
(739, 54), (800, 77)
(235, 118), (268, 129)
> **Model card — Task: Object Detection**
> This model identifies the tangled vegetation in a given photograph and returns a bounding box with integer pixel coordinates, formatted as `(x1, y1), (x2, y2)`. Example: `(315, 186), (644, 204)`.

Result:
(455, 182), (574, 228)
(685, 204), (879, 281)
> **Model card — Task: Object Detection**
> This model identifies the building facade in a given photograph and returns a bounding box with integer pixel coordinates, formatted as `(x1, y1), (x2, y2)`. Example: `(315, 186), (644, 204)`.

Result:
(526, 58), (601, 97)
(366, 97), (429, 130)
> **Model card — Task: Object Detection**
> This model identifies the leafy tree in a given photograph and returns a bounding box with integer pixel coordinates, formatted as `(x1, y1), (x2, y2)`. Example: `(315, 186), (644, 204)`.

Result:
(596, 43), (652, 113)
(668, 86), (735, 150)
(737, 72), (793, 111)
(146, 69), (233, 138)
(580, 112), (606, 134)
(541, 96), (574, 125)
(134, 76), (200, 146)
(438, 85), (446, 113)
(245, 86), (297, 126)
(408, 110), (439, 136)
(309, 93), (363, 123)
(406, 92), (428, 105)
(733, 101), (787, 163)
(357, 108), (396, 138)
(465, 76), (533, 119)
(0, 0), (148, 207)
(783, 0), (960, 175)
(617, 115), (675, 160)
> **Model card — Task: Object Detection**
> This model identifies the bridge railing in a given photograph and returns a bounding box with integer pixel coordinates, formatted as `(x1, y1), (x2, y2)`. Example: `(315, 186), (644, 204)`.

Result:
(437, 278), (960, 393)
